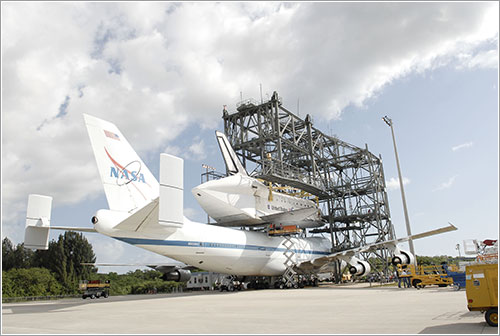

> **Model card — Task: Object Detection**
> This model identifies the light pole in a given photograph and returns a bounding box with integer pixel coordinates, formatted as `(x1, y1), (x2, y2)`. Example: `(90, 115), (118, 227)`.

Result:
(456, 243), (461, 258)
(382, 116), (416, 261)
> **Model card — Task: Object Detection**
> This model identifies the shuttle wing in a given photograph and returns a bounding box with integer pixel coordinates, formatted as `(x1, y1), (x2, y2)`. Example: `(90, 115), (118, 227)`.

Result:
(260, 207), (325, 228)
(297, 222), (458, 271)
(260, 207), (317, 223)
(214, 207), (324, 228)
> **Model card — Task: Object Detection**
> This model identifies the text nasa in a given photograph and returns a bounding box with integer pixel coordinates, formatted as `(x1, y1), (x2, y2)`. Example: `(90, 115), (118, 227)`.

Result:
(110, 167), (146, 183)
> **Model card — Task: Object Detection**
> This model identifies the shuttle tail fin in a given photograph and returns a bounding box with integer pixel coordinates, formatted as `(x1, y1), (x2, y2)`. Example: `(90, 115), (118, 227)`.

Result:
(84, 114), (159, 212)
(215, 131), (248, 176)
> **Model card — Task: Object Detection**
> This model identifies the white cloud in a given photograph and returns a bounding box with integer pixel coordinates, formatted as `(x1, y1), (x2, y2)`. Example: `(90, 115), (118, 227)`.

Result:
(163, 139), (207, 161)
(183, 207), (201, 221)
(163, 145), (182, 157)
(1, 2), (498, 243)
(433, 175), (459, 191)
(456, 48), (499, 70)
(88, 235), (126, 263)
(386, 177), (411, 191)
(187, 139), (207, 161)
(452, 142), (474, 152)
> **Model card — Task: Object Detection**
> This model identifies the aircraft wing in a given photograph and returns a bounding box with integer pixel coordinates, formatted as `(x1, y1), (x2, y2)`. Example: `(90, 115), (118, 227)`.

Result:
(213, 207), (324, 228)
(260, 207), (325, 228)
(260, 207), (318, 223)
(297, 222), (458, 271)
(81, 262), (199, 272)
(51, 226), (97, 233)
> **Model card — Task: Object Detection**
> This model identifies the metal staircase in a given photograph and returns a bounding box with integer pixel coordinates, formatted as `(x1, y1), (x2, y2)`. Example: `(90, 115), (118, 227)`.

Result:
(282, 236), (298, 288)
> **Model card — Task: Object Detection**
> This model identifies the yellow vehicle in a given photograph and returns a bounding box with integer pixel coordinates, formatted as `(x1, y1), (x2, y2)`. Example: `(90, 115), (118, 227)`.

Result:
(79, 280), (110, 299)
(397, 264), (453, 289)
(268, 224), (302, 236)
(465, 263), (498, 327)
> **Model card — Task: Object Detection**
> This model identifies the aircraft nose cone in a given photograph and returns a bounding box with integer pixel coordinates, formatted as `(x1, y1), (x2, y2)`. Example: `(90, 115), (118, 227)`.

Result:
(192, 186), (204, 197)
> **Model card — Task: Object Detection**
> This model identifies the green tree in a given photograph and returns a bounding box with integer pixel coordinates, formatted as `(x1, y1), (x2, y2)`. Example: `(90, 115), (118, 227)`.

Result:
(2, 237), (15, 271)
(33, 232), (97, 293)
(2, 238), (35, 270)
(2, 237), (34, 271)
(13, 243), (35, 268)
(61, 231), (97, 279)
(2, 268), (62, 297)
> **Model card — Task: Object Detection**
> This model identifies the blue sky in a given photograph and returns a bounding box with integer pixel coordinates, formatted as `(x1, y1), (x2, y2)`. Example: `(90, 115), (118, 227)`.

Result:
(2, 2), (498, 273)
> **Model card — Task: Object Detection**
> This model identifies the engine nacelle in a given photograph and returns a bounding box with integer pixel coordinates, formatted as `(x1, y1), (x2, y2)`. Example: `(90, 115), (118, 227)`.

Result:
(348, 260), (371, 277)
(391, 249), (415, 266)
(162, 269), (191, 282)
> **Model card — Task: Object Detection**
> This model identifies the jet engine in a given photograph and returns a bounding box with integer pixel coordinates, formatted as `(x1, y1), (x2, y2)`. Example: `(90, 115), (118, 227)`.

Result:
(391, 250), (415, 266)
(348, 260), (371, 277)
(162, 269), (191, 282)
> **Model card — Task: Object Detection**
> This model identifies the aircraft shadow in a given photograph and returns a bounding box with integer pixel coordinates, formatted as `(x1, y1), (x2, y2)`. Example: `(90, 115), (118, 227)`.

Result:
(3, 291), (239, 315)
(418, 322), (495, 334)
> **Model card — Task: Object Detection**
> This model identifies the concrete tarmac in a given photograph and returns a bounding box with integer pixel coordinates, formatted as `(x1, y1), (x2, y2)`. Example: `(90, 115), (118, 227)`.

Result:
(2, 283), (498, 334)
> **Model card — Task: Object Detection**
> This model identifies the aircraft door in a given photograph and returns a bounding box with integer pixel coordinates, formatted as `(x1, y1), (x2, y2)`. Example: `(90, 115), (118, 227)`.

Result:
(188, 241), (205, 264)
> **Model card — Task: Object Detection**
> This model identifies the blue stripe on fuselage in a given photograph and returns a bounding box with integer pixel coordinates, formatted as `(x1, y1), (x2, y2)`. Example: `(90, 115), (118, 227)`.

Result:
(114, 237), (330, 256)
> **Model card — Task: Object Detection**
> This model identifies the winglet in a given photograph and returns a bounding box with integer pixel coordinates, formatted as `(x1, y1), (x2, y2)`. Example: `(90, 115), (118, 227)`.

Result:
(409, 222), (457, 241)
(215, 131), (248, 176)
(24, 194), (52, 250)
(159, 153), (184, 228)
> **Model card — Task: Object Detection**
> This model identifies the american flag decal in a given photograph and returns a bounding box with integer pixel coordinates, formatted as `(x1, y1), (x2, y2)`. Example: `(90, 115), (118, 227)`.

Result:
(104, 130), (120, 141)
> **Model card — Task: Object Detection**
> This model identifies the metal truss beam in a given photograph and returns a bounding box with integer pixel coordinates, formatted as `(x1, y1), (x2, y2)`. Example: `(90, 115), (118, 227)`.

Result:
(222, 91), (396, 279)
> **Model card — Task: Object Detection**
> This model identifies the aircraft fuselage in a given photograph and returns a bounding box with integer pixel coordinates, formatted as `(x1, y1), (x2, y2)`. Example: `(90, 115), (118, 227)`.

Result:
(94, 213), (331, 276)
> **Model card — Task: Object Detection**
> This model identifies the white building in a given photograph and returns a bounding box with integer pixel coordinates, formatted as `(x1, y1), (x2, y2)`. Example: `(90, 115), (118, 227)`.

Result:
(186, 272), (227, 290)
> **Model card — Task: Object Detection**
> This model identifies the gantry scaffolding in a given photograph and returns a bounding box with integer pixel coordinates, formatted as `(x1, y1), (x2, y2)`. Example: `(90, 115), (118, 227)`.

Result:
(222, 91), (396, 278)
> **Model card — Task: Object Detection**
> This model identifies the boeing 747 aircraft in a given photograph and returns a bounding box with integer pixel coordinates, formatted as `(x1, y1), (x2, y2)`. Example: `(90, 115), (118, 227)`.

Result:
(24, 114), (457, 283)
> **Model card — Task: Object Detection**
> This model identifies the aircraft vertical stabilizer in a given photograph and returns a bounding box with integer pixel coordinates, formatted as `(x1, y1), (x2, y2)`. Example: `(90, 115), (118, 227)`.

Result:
(159, 153), (184, 227)
(84, 114), (159, 212)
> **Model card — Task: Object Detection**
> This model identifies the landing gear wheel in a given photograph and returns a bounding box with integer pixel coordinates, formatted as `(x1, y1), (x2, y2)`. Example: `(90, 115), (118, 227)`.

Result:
(485, 308), (498, 327)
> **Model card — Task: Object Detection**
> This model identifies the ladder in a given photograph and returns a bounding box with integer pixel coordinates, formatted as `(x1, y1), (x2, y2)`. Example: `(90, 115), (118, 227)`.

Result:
(282, 236), (298, 288)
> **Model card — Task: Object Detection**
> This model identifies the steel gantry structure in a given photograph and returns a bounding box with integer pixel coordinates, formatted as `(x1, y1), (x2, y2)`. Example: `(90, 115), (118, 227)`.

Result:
(222, 91), (396, 279)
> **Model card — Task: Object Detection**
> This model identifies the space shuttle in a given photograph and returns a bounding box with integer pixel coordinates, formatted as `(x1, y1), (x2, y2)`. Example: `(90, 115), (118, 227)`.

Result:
(23, 114), (457, 283)
(193, 131), (324, 230)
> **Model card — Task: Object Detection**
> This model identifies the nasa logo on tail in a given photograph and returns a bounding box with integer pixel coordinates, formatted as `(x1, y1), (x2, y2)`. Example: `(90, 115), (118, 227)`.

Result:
(110, 166), (146, 184)
(104, 147), (147, 185)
